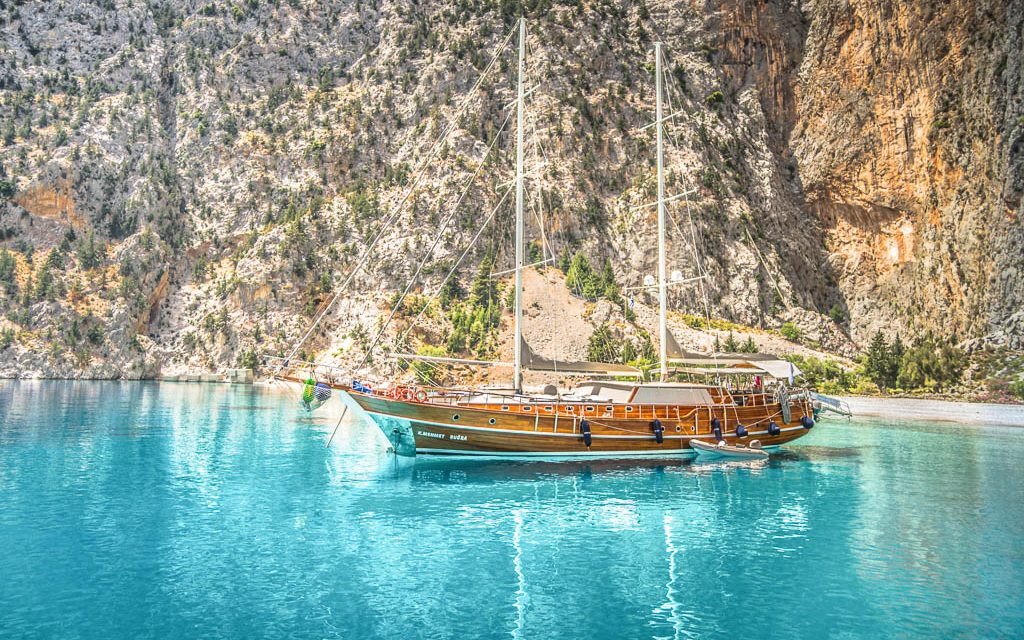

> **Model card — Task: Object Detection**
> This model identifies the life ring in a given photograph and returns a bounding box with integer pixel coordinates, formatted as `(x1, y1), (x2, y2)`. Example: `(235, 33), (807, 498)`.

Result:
(414, 389), (428, 403)
(401, 387), (414, 401)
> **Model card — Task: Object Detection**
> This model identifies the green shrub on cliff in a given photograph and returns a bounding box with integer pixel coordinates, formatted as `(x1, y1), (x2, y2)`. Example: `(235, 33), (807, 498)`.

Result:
(413, 345), (446, 384)
(779, 322), (802, 342)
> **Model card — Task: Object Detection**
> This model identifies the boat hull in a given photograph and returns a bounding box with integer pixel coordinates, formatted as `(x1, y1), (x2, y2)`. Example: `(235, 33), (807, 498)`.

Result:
(344, 387), (814, 458)
(690, 439), (770, 460)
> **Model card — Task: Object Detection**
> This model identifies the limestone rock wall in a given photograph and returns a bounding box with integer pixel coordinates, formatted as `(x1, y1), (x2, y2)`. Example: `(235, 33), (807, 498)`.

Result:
(0, 0), (1020, 378)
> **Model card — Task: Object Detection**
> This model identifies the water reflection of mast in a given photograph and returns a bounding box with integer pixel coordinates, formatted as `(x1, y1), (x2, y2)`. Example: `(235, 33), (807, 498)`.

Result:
(512, 509), (527, 639)
(662, 513), (683, 640)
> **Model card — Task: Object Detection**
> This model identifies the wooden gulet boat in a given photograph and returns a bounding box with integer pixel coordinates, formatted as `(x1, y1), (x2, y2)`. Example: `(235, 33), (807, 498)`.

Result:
(340, 381), (815, 457)
(276, 25), (819, 457)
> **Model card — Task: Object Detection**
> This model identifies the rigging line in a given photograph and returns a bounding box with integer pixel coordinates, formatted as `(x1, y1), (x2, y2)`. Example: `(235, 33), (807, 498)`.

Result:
(524, 32), (570, 265)
(275, 24), (518, 375)
(531, 138), (561, 263)
(399, 356), (444, 387)
(355, 112), (514, 373)
(656, 52), (718, 367)
(526, 111), (553, 264)
(524, 185), (549, 262)
(395, 187), (511, 348)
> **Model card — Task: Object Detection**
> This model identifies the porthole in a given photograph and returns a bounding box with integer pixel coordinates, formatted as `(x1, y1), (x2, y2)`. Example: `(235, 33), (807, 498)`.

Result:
(566, 406), (575, 413)
(452, 414), (460, 421)
(604, 406), (613, 413)
(675, 426), (682, 432)
(625, 406), (634, 413)
(544, 406), (553, 413)
(523, 406), (533, 412)
(584, 405), (595, 413)
(501, 405), (510, 411)
(488, 418), (497, 425)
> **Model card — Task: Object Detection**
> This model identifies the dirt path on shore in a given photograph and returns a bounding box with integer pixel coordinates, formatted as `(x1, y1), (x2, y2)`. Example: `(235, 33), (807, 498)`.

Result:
(839, 396), (1024, 427)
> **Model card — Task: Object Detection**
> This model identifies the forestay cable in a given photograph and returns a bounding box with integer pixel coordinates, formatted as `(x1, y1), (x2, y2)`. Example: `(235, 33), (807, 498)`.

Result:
(275, 24), (518, 376)
(353, 110), (515, 374)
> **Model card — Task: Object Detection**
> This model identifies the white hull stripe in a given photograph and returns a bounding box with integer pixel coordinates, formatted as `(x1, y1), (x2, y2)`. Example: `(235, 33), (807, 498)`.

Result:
(362, 410), (806, 439)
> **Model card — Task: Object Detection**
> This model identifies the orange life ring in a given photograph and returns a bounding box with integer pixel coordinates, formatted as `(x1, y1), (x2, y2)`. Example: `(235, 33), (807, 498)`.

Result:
(414, 389), (428, 403)
(401, 388), (414, 401)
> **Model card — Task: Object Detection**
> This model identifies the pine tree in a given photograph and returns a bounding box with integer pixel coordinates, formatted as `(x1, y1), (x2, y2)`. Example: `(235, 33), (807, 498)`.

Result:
(439, 276), (464, 309)
(864, 330), (893, 389)
(598, 259), (619, 301)
(469, 253), (497, 307)
(566, 252), (598, 300)
(558, 252), (572, 273)
(0, 249), (17, 295)
(587, 324), (618, 363)
(724, 331), (739, 352)
(888, 336), (905, 388)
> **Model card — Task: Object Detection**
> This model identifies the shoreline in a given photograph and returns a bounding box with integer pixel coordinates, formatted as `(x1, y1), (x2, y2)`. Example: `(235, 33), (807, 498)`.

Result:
(5, 378), (1024, 427)
(837, 395), (1024, 427)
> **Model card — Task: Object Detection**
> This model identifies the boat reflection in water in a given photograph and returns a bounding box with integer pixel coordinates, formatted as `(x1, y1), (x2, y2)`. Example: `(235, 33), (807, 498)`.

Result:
(397, 453), (821, 485)
(407, 456), (695, 484)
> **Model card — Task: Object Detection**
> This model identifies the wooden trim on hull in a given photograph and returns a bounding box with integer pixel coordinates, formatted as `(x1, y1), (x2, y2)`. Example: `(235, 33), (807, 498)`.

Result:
(344, 388), (813, 457)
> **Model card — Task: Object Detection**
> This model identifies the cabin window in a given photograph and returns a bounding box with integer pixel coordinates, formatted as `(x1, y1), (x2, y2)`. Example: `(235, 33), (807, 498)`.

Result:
(604, 406), (613, 413)
(625, 406), (634, 413)
(501, 405), (510, 411)
(488, 418), (496, 425)
(544, 406), (553, 413)
(523, 406), (532, 412)
(452, 414), (461, 421)
(566, 406), (575, 414)
(585, 406), (595, 413)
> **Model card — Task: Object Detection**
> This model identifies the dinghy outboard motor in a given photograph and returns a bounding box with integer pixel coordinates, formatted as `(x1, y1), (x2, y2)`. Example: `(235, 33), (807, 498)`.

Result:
(580, 419), (592, 447)
(736, 423), (748, 438)
(711, 418), (722, 442)
(768, 421), (781, 436)
(801, 416), (815, 430)
(651, 419), (664, 444)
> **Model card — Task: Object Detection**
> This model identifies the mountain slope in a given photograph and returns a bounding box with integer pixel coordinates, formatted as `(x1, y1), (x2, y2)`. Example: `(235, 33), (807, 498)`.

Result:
(0, 0), (1021, 378)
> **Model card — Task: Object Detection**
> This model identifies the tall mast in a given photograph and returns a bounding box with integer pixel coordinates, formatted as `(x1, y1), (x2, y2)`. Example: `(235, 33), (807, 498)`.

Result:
(513, 17), (526, 393)
(655, 42), (668, 382)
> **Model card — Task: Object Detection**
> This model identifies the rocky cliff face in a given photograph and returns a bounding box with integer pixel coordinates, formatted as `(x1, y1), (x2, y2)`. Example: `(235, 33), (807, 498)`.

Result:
(792, 0), (1024, 349)
(0, 0), (1020, 378)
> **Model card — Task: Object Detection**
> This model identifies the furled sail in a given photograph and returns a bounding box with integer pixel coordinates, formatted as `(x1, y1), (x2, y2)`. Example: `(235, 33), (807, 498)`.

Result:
(520, 338), (642, 378)
(392, 340), (642, 378)
(663, 330), (801, 381)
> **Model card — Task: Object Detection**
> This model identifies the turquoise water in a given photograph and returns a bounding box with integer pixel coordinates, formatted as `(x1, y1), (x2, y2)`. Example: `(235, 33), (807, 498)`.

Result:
(1, 382), (1022, 639)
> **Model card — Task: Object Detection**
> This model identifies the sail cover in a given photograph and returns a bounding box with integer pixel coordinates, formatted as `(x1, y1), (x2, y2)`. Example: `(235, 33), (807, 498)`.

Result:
(663, 330), (801, 380)
(520, 338), (642, 378)
(392, 341), (643, 378)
